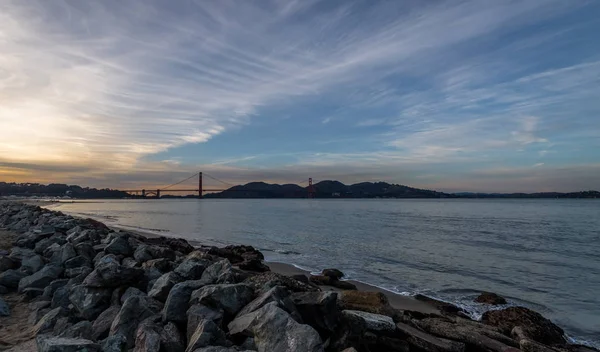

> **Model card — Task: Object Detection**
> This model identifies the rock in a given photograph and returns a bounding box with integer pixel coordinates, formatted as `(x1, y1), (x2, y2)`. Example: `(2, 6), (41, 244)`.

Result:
(29, 307), (51, 325)
(65, 266), (93, 278)
(36, 335), (100, 352)
(342, 310), (396, 333)
(0, 285), (7, 294)
(35, 236), (67, 255)
(309, 275), (332, 286)
(51, 286), (71, 309)
(200, 259), (240, 285)
(101, 334), (127, 352)
(228, 303), (323, 352)
(414, 294), (465, 315)
(519, 339), (560, 352)
(292, 274), (309, 284)
(110, 296), (163, 348)
(187, 304), (225, 341)
(482, 306), (566, 345)
(49, 243), (77, 265)
(105, 236), (133, 256)
(0, 255), (18, 272)
(207, 245), (263, 264)
(134, 319), (162, 352)
(186, 319), (230, 351)
(238, 286), (301, 322)
(162, 280), (205, 324)
(396, 322), (465, 352)
(69, 285), (112, 320)
(9, 246), (36, 262)
(291, 291), (339, 335)
(21, 254), (45, 275)
(238, 258), (270, 272)
(149, 272), (183, 302)
(18, 265), (63, 293)
(142, 258), (173, 272)
(141, 236), (194, 255)
(0, 297), (10, 316)
(23, 287), (45, 300)
(122, 257), (139, 268)
(92, 305), (121, 340)
(33, 307), (66, 334)
(338, 291), (396, 318)
(83, 254), (144, 288)
(416, 318), (520, 352)
(475, 292), (507, 305)
(332, 280), (357, 290)
(0, 269), (27, 289)
(29, 300), (51, 311)
(322, 268), (345, 280)
(133, 245), (154, 263)
(60, 320), (93, 340)
(64, 255), (92, 269)
(175, 258), (210, 279)
(74, 242), (96, 260)
(192, 348), (252, 352)
(43, 279), (68, 298)
(190, 283), (255, 318)
(120, 286), (146, 304)
(244, 271), (319, 294)
(161, 321), (185, 352)
(52, 317), (72, 336)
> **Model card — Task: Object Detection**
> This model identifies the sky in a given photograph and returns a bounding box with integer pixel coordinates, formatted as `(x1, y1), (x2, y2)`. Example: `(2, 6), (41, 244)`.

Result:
(1, 0), (599, 193)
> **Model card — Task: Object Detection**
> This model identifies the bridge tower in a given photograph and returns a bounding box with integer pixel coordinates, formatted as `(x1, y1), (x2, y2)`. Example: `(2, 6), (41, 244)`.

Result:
(199, 172), (203, 199)
(156, 189), (160, 199)
(308, 178), (316, 198)
(142, 189), (146, 198)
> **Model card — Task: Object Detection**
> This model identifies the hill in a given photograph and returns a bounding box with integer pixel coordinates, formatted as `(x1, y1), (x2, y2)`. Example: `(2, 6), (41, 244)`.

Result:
(0, 182), (130, 199)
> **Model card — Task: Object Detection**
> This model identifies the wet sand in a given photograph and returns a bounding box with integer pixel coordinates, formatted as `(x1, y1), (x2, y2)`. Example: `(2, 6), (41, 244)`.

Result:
(267, 261), (440, 315)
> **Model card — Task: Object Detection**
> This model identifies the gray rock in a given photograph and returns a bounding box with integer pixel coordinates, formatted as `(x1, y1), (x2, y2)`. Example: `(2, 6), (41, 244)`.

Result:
(36, 335), (100, 352)
(29, 307), (51, 325)
(105, 236), (132, 256)
(341, 310), (396, 333)
(396, 322), (465, 352)
(122, 257), (139, 268)
(49, 243), (77, 265)
(228, 303), (323, 352)
(0, 269), (27, 289)
(64, 255), (92, 269)
(187, 304), (225, 341)
(237, 286), (301, 322)
(161, 321), (185, 352)
(21, 254), (45, 275)
(65, 266), (93, 278)
(200, 259), (239, 284)
(74, 242), (96, 260)
(244, 271), (319, 294)
(43, 279), (68, 298)
(0, 297), (10, 316)
(23, 287), (45, 300)
(192, 348), (253, 352)
(83, 254), (144, 288)
(0, 285), (7, 294)
(186, 319), (230, 351)
(51, 286), (71, 309)
(175, 258), (209, 280)
(92, 305), (121, 340)
(162, 280), (205, 324)
(149, 272), (183, 302)
(101, 334), (127, 352)
(142, 258), (173, 273)
(291, 291), (338, 334)
(110, 295), (163, 348)
(120, 286), (146, 304)
(35, 236), (67, 255)
(69, 285), (112, 320)
(9, 246), (36, 262)
(134, 245), (154, 263)
(134, 320), (161, 352)
(0, 255), (17, 272)
(18, 264), (63, 293)
(190, 283), (254, 317)
(29, 300), (51, 312)
(52, 317), (72, 336)
(60, 320), (93, 340)
(33, 307), (66, 334)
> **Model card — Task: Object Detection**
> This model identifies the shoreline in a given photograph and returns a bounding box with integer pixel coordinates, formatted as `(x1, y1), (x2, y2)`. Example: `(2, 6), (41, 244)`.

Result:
(39, 201), (600, 349)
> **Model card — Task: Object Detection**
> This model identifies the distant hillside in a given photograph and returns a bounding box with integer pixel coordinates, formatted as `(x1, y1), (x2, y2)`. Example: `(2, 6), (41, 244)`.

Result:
(204, 180), (453, 199)
(455, 190), (600, 199)
(0, 182), (129, 199)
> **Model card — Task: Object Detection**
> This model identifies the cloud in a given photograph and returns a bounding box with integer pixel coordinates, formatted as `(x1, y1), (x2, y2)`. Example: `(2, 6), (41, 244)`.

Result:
(0, 0), (598, 191)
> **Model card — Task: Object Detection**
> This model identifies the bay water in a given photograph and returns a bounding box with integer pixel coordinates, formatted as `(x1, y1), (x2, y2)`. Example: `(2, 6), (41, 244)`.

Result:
(49, 198), (600, 347)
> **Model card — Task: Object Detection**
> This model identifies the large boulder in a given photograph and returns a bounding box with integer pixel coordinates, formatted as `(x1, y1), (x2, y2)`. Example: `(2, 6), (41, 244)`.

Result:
(174, 258), (210, 280)
(33, 307), (66, 334)
(134, 318), (162, 352)
(0, 255), (18, 272)
(190, 284), (255, 318)
(237, 286), (301, 322)
(338, 291), (394, 316)
(161, 321), (186, 352)
(21, 254), (45, 275)
(51, 286), (72, 309)
(200, 259), (240, 285)
(414, 294), (465, 315)
(83, 254), (144, 288)
(110, 295), (163, 348)
(69, 285), (112, 320)
(475, 292), (507, 305)
(49, 243), (77, 266)
(228, 303), (323, 352)
(162, 280), (205, 324)
(482, 307), (566, 345)
(341, 310), (396, 334)
(186, 319), (230, 351)
(396, 322), (465, 352)
(149, 272), (183, 302)
(105, 236), (133, 256)
(64, 255), (92, 269)
(244, 272), (319, 294)
(18, 265), (63, 293)
(101, 334), (128, 352)
(291, 291), (339, 336)
(187, 304), (225, 341)
(36, 335), (100, 352)
(92, 305), (121, 340)
(0, 269), (27, 289)
(59, 320), (93, 340)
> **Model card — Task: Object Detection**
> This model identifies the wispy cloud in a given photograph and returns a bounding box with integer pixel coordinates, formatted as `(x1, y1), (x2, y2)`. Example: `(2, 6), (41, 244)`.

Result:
(0, 0), (598, 191)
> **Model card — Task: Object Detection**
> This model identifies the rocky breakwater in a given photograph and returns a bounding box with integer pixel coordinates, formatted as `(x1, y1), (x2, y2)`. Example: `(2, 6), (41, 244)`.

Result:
(0, 201), (597, 352)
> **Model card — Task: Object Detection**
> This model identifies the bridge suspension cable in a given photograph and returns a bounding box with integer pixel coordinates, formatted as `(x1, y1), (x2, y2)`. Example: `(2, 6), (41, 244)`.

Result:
(160, 172), (199, 191)
(203, 173), (234, 187)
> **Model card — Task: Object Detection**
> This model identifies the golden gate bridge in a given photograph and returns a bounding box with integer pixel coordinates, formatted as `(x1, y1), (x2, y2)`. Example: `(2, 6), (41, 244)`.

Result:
(119, 172), (316, 199)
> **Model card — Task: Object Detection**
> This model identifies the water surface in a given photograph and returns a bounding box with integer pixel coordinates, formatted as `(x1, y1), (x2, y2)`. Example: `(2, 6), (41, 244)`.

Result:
(50, 198), (600, 347)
